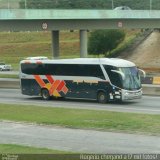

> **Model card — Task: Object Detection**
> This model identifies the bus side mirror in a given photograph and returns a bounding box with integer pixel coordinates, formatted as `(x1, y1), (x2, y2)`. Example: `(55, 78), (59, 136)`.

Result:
(111, 70), (125, 80)
(138, 69), (146, 78)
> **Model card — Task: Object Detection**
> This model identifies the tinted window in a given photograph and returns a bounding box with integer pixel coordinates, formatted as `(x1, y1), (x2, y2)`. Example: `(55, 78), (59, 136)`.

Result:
(21, 63), (46, 75)
(104, 65), (122, 88)
(21, 63), (105, 79)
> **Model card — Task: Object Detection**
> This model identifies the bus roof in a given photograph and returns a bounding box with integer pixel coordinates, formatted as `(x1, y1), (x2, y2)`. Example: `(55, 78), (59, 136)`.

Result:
(21, 58), (136, 67)
(25, 56), (48, 60)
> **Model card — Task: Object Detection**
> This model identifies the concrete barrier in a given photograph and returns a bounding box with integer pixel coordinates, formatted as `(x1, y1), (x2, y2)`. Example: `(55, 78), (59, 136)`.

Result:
(0, 78), (20, 89)
(141, 76), (160, 85)
(0, 79), (160, 96)
(142, 84), (160, 96)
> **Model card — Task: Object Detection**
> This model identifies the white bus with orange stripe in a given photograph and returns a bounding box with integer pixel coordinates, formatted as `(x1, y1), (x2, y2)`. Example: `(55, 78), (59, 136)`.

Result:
(20, 58), (144, 103)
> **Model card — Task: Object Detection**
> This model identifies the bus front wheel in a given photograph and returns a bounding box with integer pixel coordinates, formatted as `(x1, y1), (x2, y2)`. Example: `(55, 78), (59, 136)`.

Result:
(41, 89), (50, 100)
(97, 91), (107, 103)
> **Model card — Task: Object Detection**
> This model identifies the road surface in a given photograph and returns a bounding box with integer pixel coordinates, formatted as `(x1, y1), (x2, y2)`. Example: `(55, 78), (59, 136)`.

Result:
(0, 89), (160, 153)
(0, 89), (160, 114)
(0, 121), (160, 153)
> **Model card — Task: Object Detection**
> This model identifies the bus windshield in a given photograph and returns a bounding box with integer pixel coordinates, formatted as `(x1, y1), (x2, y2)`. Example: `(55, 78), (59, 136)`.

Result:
(104, 65), (141, 90)
(119, 67), (141, 90)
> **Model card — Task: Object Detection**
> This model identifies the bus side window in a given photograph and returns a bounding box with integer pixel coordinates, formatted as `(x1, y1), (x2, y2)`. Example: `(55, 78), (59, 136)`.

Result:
(91, 65), (105, 79)
(36, 64), (45, 75)
(73, 65), (105, 79)
(21, 63), (105, 80)
(104, 65), (122, 88)
(46, 64), (75, 76)
(21, 63), (36, 74)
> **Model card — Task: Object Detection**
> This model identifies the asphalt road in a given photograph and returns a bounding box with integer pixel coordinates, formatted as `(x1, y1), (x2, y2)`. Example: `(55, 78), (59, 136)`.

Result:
(0, 121), (160, 153)
(0, 89), (160, 114)
(0, 89), (160, 153)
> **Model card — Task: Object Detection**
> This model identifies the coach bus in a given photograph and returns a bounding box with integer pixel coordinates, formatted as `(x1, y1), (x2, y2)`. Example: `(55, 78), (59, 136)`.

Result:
(20, 58), (145, 103)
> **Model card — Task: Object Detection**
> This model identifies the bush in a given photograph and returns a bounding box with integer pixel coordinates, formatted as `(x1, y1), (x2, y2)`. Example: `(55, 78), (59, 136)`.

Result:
(88, 29), (125, 56)
(107, 37), (135, 58)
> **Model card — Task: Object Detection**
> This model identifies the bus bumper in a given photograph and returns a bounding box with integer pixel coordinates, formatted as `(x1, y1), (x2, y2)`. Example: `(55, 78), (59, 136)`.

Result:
(121, 89), (142, 101)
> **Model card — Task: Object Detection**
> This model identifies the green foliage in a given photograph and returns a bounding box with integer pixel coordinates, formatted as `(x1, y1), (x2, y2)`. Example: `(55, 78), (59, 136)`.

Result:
(88, 29), (125, 56)
(0, 103), (160, 135)
(0, 144), (69, 154)
(0, 74), (18, 79)
(108, 40), (133, 57)
(108, 35), (137, 58)
(19, 0), (112, 9)
(19, 0), (160, 10)
(0, 30), (139, 70)
(0, 31), (80, 70)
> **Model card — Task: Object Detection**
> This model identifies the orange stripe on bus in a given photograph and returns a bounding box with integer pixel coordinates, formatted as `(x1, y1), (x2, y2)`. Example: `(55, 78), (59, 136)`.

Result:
(34, 75), (68, 96)
(46, 75), (54, 84)
(49, 80), (61, 95)
(34, 75), (46, 88)
(62, 86), (68, 94)
(57, 81), (65, 92)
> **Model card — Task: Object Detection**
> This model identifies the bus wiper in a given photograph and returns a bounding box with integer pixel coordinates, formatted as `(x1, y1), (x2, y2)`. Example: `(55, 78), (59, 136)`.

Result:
(111, 70), (125, 80)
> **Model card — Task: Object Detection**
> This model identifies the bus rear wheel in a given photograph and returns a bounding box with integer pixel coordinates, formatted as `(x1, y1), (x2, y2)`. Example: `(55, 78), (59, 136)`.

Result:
(41, 89), (50, 100)
(97, 91), (107, 103)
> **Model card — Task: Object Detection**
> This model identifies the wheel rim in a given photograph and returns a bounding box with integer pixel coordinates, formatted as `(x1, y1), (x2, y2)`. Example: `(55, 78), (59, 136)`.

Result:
(98, 92), (107, 103)
(42, 89), (49, 99)
(99, 94), (105, 101)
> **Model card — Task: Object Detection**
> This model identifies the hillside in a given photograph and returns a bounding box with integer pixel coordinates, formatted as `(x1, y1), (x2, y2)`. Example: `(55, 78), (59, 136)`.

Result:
(0, 0), (20, 9)
(119, 31), (160, 70)
(0, 31), (79, 69)
(0, 30), (139, 70)
(0, 30), (160, 72)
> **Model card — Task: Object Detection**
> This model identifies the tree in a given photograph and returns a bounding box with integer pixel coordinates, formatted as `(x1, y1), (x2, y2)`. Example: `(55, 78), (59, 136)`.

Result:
(19, 0), (111, 9)
(88, 29), (125, 56)
(19, 0), (160, 10)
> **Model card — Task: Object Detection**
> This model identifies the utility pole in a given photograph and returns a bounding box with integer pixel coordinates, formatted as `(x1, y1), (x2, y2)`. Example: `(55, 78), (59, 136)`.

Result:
(150, 0), (152, 10)
(25, 0), (27, 9)
(7, 0), (10, 9)
(111, 0), (114, 9)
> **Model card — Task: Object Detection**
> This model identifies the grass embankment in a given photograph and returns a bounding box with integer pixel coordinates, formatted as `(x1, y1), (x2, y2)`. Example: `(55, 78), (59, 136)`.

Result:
(109, 29), (141, 57)
(0, 74), (18, 79)
(0, 103), (159, 135)
(0, 144), (75, 159)
(0, 144), (68, 154)
(0, 30), (140, 70)
(0, 31), (80, 70)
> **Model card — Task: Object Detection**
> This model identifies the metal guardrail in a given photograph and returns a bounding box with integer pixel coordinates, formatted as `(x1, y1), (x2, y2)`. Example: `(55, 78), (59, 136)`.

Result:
(142, 84), (160, 96)
(141, 76), (160, 85)
(0, 78), (19, 89)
